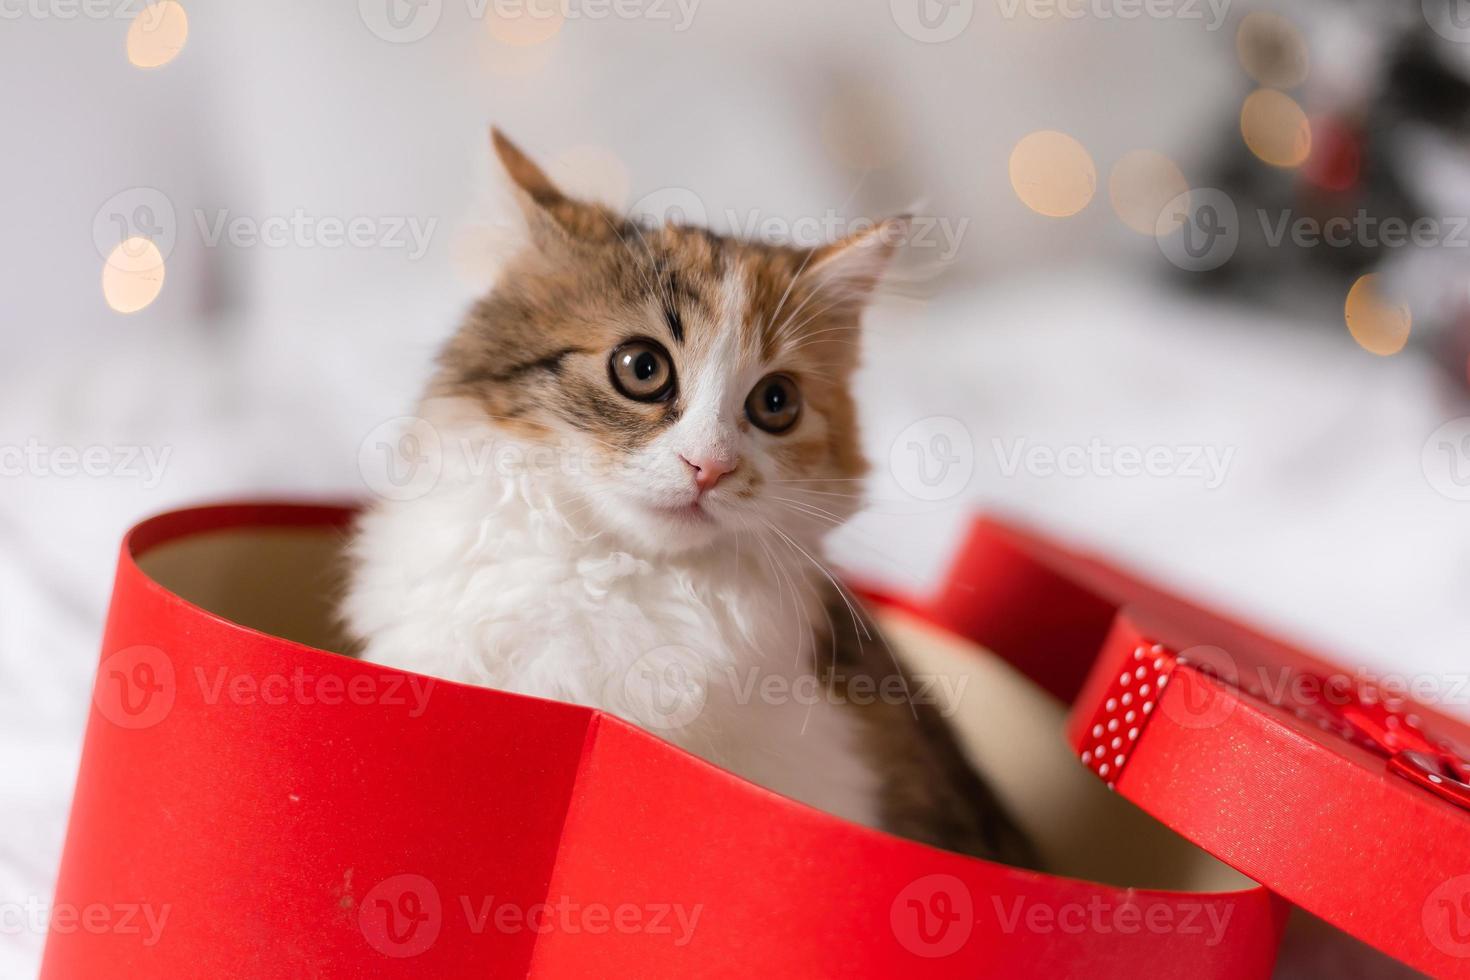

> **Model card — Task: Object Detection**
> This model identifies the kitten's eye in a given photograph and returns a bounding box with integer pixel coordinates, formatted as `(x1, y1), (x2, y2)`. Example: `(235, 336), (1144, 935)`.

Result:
(745, 373), (802, 434)
(608, 339), (676, 402)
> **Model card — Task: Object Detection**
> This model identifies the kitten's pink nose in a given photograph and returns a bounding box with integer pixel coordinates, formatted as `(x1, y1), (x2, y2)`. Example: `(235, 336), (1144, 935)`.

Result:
(681, 453), (736, 492)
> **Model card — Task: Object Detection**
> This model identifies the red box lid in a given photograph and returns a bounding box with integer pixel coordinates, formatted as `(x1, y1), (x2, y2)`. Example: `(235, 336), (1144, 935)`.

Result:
(911, 516), (1470, 977)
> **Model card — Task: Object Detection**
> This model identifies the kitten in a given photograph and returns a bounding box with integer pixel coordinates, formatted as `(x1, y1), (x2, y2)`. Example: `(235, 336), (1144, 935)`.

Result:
(343, 130), (1035, 867)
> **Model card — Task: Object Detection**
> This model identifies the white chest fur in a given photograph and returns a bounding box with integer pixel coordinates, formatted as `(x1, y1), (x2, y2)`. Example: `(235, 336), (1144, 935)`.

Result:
(344, 423), (881, 830)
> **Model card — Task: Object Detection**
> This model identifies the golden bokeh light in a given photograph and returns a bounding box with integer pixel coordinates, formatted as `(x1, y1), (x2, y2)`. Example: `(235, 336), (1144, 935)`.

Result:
(126, 0), (188, 69)
(1344, 274), (1411, 356)
(1236, 12), (1309, 89)
(102, 238), (166, 314)
(486, 0), (565, 47)
(1240, 88), (1312, 168)
(1009, 130), (1096, 218)
(1108, 149), (1190, 236)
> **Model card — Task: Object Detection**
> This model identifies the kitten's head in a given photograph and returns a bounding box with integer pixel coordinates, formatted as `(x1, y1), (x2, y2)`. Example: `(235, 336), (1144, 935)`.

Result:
(434, 130), (906, 555)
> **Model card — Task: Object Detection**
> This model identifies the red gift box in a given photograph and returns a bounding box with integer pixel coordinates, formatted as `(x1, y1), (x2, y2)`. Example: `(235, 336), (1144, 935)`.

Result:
(921, 517), (1470, 977)
(42, 503), (1297, 977)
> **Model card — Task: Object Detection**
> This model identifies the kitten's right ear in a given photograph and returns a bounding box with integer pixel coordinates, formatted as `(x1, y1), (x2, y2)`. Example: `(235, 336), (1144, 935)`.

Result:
(490, 127), (587, 249)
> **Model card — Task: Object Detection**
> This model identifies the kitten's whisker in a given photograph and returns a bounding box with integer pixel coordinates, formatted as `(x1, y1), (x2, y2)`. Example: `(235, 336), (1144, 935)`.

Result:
(770, 496), (847, 524)
(759, 516), (917, 714)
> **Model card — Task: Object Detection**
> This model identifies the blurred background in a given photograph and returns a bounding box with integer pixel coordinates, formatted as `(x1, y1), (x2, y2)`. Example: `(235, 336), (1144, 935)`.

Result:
(4, 0), (1470, 974)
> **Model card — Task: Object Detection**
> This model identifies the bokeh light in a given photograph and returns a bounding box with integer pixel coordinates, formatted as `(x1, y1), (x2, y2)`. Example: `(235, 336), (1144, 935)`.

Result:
(1236, 12), (1309, 89)
(1108, 149), (1189, 236)
(1009, 130), (1096, 218)
(1344, 274), (1411, 356)
(127, 0), (189, 69)
(101, 238), (166, 313)
(1240, 88), (1312, 168)
(486, 0), (565, 47)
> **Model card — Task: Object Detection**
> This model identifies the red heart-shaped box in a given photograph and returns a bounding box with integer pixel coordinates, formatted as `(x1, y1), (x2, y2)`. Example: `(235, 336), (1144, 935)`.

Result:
(43, 503), (1288, 978)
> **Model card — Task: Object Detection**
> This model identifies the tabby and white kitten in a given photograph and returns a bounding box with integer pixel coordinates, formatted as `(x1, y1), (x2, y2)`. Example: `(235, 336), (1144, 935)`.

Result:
(344, 131), (1033, 866)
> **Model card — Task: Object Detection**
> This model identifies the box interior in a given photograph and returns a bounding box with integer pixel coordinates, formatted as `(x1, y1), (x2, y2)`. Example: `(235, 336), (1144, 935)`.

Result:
(138, 525), (1256, 894)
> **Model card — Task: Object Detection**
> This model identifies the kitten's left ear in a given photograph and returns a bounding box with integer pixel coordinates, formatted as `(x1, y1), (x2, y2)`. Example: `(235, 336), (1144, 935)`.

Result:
(804, 215), (911, 306)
